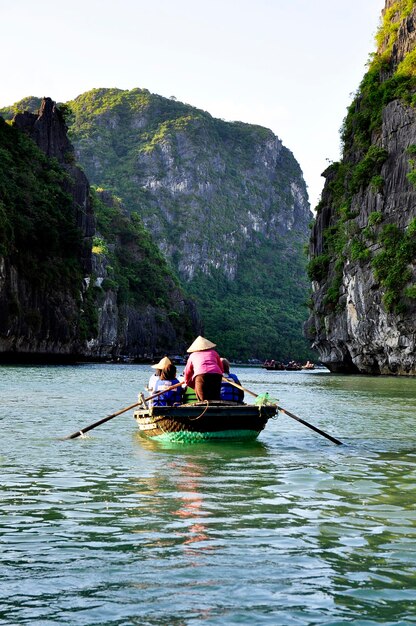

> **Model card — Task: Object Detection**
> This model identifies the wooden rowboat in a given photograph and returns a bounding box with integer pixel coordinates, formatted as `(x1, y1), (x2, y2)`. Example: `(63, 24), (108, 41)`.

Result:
(133, 400), (277, 443)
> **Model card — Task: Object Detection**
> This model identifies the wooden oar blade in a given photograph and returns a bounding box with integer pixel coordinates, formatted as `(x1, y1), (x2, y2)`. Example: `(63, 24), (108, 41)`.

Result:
(61, 381), (184, 441)
(222, 376), (343, 445)
(61, 401), (140, 440)
(277, 406), (343, 445)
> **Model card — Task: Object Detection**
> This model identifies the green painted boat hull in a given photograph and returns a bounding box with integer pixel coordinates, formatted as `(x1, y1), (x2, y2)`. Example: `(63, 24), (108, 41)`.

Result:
(147, 429), (262, 443)
(134, 401), (277, 444)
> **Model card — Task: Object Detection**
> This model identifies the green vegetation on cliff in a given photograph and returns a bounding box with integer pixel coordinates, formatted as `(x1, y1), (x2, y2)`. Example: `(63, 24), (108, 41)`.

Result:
(190, 233), (311, 361)
(308, 0), (416, 314)
(0, 117), (83, 287)
(0, 96), (42, 121)
(65, 88), (313, 361)
(371, 220), (416, 311)
(1, 89), (314, 361)
(92, 189), (182, 306)
(341, 0), (416, 156)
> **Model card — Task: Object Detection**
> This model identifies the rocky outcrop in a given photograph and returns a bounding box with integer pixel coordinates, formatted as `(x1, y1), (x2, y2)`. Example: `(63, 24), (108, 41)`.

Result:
(85, 190), (200, 360)
(305, 0), (416, 375)
(64, 89), (313, 360)
(0, 98), (199, 362)
(14, 98), (95, 271)
(70, 98), (311, 282)
(1, 90), (313, 361)
(0, 100), (94, 361)
(131, 128), (310, 281)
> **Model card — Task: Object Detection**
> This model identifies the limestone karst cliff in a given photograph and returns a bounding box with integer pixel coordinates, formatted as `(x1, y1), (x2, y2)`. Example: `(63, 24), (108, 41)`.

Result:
(0, 99), (93, 360)
(66, 90), (314, 360)
(0, 98), (198, 361)
(1, 90), (314, 361)
(305, 0), (416, 374)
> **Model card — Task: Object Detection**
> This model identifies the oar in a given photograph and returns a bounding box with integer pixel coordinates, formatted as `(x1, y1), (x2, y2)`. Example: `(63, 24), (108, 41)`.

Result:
(61, 381), (183, 440)
(222, 377), (343, 445)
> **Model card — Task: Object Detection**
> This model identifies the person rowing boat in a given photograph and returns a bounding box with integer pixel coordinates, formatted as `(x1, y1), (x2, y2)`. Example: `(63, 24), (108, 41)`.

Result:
(183, 336), (224, 400)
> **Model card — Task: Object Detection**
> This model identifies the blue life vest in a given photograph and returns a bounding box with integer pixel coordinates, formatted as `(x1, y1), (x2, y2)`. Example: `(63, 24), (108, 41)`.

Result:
(153, 378), (182, 407)
(220, 373), (244, 403)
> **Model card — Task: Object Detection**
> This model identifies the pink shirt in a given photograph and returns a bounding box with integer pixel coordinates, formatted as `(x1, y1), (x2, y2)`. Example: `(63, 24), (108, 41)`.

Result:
(184, 349), (224, 386)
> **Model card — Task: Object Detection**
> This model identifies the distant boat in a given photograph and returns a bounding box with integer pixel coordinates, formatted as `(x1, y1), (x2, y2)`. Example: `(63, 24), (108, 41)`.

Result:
(134, 401), (277, 443)
(262, 360), (302, 371)
(301, 361), (315, 370)
(172, 354), (187, 365)
(262, 360), (285, 370)
(285, 361), (302, 371)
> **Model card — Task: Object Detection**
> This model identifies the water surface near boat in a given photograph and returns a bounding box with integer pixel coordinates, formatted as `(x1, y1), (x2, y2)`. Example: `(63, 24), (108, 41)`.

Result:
(1, 364), (416, 625)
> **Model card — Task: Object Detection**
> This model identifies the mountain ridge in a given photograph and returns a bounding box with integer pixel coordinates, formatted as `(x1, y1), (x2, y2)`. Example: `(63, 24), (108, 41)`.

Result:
(67, 87), (314, 360)
(0, 97), (198, 362)
(1, 88), (314, 361)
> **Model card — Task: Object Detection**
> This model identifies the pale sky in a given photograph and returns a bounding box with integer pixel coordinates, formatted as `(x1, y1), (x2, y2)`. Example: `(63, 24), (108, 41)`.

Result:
(1, 0), (385, 208)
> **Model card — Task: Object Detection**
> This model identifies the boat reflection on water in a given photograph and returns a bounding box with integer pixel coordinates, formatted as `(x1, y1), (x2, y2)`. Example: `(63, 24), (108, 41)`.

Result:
(132, 433), (271, 559)
(134, 432), (270, 455)
(170, 460), (211, 552)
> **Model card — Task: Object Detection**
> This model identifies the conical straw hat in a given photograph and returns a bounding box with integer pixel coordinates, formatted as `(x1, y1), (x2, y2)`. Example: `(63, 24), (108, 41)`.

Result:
(187, 336), (216, 353)
(151, 356), (172, 369)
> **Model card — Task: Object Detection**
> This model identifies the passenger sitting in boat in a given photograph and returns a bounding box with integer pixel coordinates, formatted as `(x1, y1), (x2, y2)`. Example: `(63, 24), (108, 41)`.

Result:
(147, 357), (168, 393)
(153, 361), (182, 407)
(220, 358), (244, 403)
(183, 335), (224, 401)
(147, 356), (171, 406)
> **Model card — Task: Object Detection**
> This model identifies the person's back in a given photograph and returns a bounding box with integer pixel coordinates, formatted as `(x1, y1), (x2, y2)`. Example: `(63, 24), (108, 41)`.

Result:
(153, 363), (182, 407)
(148, 371), (160, 393)
(183, 336), (223, 401)
(220, 358), (244, 403)
(147, 357), (171, 406)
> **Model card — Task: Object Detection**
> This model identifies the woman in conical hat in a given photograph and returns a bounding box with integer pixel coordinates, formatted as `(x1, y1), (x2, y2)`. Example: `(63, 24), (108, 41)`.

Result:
(151, 356), (172, 369)
(183, 336), (224, 401)
(186, 336), (217, 353)
(153, 360), (182, 407)
(147, 356), (172, 402)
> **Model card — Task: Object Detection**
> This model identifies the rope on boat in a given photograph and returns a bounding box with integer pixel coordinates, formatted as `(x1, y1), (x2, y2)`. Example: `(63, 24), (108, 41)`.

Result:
(188, 400), (210, 421)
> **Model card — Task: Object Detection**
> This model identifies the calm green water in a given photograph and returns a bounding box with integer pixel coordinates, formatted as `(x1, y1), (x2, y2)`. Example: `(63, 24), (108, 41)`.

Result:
(1, 364), (416, 625)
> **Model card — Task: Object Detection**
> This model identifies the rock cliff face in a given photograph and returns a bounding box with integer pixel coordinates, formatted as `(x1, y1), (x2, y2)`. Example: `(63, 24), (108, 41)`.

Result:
(0, 99), (93, 360)
(65, 89), (313, 360)
(69, 91), (311, 278)
(1, 90), (313, 361)
(0, 98), (198, 361)
(305, 0), (416, 374)
(14, 98), (95, 271)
